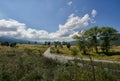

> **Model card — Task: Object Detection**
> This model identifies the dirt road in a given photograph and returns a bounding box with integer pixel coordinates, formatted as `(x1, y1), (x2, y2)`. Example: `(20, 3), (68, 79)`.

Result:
(43, 47), (120, 64)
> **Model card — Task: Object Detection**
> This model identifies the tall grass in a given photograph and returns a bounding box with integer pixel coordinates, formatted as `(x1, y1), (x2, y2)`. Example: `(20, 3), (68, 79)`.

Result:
(0, 44), (119, 81)
(50, 46), (120, 61)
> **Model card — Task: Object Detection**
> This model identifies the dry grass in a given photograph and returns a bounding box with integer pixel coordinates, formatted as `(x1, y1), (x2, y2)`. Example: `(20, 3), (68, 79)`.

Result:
(50, 46), (120, 61)
(0, 44), (119, 81)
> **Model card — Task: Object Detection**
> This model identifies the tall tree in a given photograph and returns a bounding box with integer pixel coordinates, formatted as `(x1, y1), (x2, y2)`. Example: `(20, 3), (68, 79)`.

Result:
(100, 27), (118, 54)
(73, 31), (89, 55)
(84, 26), (100, 53)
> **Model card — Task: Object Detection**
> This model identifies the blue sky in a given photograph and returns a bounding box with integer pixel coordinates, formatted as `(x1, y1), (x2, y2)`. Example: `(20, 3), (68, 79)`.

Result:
(0, 0), (120, 41)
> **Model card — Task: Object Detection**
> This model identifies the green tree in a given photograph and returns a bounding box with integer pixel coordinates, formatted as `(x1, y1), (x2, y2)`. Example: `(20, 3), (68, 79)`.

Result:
(100, 27), (118, 54)
(73, 31), (89, 55)
(84, 26), (100, 53)
(10, 42), (17, 47)
(1, 42), (9, 46)
(34, 41), (37, 44)
(66, 42), (71, 49)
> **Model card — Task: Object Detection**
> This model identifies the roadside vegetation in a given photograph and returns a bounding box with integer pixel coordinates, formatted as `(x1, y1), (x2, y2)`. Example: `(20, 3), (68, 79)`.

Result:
(49, 26), (120, 81)
(51, 26), (120, 61)
(0, 44), (119, 81)
(50, 45), (120, 61)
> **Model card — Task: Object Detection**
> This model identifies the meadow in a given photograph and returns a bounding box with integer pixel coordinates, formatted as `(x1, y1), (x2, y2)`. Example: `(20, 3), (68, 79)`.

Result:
(50, 45), (120, 61)
(0, 44), (119, 81)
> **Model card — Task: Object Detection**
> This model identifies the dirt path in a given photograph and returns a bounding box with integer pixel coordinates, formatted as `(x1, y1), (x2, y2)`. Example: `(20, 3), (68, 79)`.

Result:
(43, 47), (120, 64)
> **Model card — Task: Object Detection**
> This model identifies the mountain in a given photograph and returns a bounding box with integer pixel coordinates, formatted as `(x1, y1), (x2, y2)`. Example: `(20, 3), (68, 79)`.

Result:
(0, 36), (45, 44)
(70, 41), (76, 45)
(0, 36), (30, 44)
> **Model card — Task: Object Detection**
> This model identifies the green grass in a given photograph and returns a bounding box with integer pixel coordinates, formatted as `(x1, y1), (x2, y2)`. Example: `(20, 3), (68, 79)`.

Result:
(50, 46), (120, 61)
(0, 44), (119, 81)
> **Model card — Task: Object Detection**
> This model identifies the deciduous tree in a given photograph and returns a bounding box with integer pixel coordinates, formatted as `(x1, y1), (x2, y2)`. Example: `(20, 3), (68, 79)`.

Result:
(100, 27), (118, 54)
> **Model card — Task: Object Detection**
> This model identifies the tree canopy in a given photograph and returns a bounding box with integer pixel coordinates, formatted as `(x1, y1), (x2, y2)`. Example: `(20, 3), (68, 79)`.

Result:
(73, 26), (118, 55)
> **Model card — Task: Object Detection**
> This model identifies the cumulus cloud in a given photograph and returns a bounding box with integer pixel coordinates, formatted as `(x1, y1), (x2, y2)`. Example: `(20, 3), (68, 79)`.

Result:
(67, 1), (72, 6)
(91, 9), (97, 17)
(50, 13), (90, 39)
(90, 9), (97, 23)
(0, 9), (97, 42)
(0, 19), (26, 38)
(59, 14), (89, 30)
(0, 19), (49, 41)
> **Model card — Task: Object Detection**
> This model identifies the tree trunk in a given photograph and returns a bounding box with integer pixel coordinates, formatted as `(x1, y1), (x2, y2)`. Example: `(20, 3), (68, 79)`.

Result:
(83, 49), (87, 55)
(105, 37), (110, 55)
(95, 44), (98, 53)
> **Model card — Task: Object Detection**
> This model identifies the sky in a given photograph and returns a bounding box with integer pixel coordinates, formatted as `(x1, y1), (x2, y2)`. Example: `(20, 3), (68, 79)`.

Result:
(0, 0), (120, 42)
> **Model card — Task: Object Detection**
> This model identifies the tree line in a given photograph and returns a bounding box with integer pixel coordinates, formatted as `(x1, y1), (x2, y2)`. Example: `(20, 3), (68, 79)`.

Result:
(0, 42), (17, 47)
(73, 26), (118, 55)
(45, 41), (71, 49)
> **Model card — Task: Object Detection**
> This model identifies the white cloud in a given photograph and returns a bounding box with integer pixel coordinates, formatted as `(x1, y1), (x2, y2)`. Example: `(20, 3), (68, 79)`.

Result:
(91, 9), (97, 17)
(90, 18), (96, 23)
(49, 13), (90, 40)
(68, 1), (72, 6)
(0, 19), (49, 41)
(90, 9), (97, 23)
(60, 13), (90, 30)
(0, 19), (26, 38)
(0, 9), (97, 42)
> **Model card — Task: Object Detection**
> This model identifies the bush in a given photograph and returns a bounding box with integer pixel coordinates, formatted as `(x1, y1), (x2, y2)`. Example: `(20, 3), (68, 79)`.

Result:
(55, 44), (57, 48)
(10, 43), (17, 47)
(56, 48), (60, 54)
(1, 42), (9, 46)
(66, 43), (71, 49)
(71, 48), (79, 56)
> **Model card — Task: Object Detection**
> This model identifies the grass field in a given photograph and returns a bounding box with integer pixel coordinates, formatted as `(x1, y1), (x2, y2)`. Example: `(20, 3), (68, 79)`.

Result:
(50, 45), (120, 61)
(0, 44), (120, 81)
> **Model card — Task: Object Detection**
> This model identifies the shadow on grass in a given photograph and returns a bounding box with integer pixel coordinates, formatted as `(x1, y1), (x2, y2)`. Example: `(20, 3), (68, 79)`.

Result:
(97, 52), (120, 56)
(107, 52), (120, 56)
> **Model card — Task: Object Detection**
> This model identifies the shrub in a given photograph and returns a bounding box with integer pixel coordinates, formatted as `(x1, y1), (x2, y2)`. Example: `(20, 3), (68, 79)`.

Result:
(55, 44), (57, 48)
(66, 43), (71, 49)
(10, 43), (17, 47)
(71, 48), (79, 56)
(1, 42), (9, 46)
(56, 48), (60, 54)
